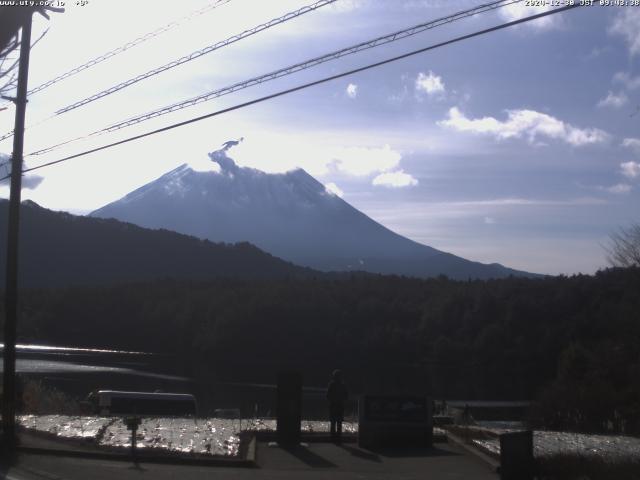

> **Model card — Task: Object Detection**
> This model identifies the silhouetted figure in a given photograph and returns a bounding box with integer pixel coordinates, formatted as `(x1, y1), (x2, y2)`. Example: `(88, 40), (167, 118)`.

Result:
(327, 369), (348, 441)
(463, 403), (471, 425)
(86, 391), (98, 414)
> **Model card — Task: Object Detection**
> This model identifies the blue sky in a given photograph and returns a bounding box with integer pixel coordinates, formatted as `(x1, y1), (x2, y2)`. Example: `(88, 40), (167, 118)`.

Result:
(0, 1), (639, 275)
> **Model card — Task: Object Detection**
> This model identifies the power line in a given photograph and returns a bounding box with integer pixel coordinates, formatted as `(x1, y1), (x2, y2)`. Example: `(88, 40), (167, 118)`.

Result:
(0, 0), (234, 143)
(5, 3), (580, 181)
(27, 0), (521, 157)
(0, 112), (54, 143)
(27, 0), (233, 96)
(53, 0), (339, 116)
(100, 0), (521, 135)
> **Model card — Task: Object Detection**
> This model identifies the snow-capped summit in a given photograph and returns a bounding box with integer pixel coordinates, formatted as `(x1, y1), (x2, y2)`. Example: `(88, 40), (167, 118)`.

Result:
(90, 147), (534, 279)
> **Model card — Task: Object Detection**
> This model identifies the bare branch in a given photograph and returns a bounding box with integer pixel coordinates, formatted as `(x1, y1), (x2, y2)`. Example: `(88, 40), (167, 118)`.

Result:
(0, 57), (20, 80)
(605, 224), (640, 268)
(0, 36), (19, 58)
(30, 27), (49, 50)
(0, 72), (17, 97)
(0, 33), (21, 97)
(0, 28), (47, 98)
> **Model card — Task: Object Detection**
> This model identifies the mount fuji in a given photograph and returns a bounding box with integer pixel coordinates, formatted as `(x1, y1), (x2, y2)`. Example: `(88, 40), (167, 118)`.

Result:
(90, 145), (535, 279)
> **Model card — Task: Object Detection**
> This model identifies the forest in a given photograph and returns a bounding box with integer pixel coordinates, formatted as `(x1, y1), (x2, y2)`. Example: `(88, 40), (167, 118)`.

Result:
(9, 266), (640, 435)
(0, 200), (310, 288)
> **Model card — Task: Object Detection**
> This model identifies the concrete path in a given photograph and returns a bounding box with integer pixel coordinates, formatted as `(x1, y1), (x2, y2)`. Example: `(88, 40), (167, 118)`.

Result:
(3, 441), (498, 480)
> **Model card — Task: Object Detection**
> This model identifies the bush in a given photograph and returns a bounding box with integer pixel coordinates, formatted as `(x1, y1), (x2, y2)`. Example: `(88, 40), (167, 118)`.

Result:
(537, 453), (640, 480)
(20, 379), (81, 415)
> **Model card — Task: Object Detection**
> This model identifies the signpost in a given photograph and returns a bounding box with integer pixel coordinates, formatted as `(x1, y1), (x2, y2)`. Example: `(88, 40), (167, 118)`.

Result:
(125, 417), (142, 458)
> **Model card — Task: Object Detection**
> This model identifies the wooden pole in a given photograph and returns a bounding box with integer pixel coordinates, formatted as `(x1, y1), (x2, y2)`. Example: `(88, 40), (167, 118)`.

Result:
(3, 11), (33, 449)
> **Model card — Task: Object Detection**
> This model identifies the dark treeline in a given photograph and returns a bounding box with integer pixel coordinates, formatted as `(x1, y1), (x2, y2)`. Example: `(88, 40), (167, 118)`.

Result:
(8, 267), (640, 434)
(0, 200), (311, 288)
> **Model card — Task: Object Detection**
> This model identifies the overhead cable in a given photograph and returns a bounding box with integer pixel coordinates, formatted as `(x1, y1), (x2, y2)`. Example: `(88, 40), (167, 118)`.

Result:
(53, 0), (338, 115)
(0, 0), (235, 143)
(27, 0), (521, 156)
(100, 0), (521, 135)
(27, 0), (234, 96)
(5, 3), (581, 181)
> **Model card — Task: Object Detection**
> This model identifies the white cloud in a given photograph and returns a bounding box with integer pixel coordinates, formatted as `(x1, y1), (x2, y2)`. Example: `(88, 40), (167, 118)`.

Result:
(415, 71), (445, 96)
(598, 183), (632, 194)
(564, 128), (609, 147)
(613, 71), (640, 90)
(622, 138), (640, 153)
(609, 9), (640, 56)
(330, 144), (402, 176)
(439, 197), (607, 207)
(484, 216), (496, 225)
(372, 170), (418, 188)
(388, 73), (413, 104)
(364, 198), (608, 225)
(219, 133), (403, 178)
(439, 107), (609, 147)
(388, 85), (409, 104)
(597, 91), (628, 108)
(327, 0), (361, 13)
(0, 157), (44, 190)
(499, 4), (559, 30)
(346, 83), (358, 99)
(324, 182), (344, 197)
(621, 161), (640, 179)
(586, 46), (610, 60)
(21, 175), (45, 190)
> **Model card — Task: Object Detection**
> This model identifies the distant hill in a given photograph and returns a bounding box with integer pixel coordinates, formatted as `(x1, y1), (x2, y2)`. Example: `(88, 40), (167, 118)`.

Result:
(92, 145), (538, 280)
(0, 199), (310, 288)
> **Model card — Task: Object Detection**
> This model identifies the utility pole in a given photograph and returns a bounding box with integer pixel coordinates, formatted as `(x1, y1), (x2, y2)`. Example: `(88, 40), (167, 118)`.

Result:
(3, 10), (33, 450)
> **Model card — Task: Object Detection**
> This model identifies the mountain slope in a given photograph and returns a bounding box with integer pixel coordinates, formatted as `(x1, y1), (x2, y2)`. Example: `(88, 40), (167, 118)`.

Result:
(91, 147), (536, 279)
(0, 199), (309, 288)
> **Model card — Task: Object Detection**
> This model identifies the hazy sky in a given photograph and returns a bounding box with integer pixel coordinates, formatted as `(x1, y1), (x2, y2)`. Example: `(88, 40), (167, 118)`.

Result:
(0, 1), (639, 275)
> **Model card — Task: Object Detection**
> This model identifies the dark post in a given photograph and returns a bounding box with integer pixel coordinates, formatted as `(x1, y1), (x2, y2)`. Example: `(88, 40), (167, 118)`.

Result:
(131, 423), (137, 458)
(2, 11), (33, 449)
(125, 417), (141, 459)
(499, 430), (534, 480)
(276, 371), (302, 446)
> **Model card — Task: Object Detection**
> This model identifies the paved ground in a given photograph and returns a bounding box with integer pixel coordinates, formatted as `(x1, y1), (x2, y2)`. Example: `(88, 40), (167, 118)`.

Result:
(2, 440), (498, 480)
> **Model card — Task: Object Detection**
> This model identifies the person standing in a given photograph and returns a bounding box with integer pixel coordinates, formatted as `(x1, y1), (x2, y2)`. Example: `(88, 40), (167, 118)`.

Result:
(463, 403), (471, 424)
(327, 369), (348, 441)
